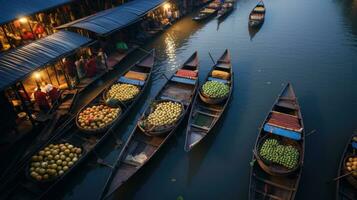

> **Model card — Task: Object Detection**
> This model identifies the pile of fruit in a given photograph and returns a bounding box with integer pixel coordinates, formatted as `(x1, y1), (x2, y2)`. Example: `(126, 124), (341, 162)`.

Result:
(345, 156), (357, 177)
(78, 105), (120, 130)
(29, 143), (82, 181)
(107, 83), (139, 102)
(259, 138), (299, 169)
(146, 101), (182, 127)
(202, 81), (229, 98)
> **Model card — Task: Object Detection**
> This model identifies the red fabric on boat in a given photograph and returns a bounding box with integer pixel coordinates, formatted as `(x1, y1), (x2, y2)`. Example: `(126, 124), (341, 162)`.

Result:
(175, 69), (197, 79)
(267, 112), (302, 132)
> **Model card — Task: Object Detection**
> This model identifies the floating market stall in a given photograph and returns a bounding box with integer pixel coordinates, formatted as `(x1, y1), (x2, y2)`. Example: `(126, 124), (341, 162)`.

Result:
(57, 0), (169, 70)
(0, 50), (155, 200)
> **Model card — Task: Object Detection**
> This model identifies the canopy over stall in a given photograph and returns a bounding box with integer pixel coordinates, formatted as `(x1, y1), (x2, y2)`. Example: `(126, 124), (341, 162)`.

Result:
(0, 0), (72, 25)
(0, 30), (93, 91)
(57, 0), (166, 36)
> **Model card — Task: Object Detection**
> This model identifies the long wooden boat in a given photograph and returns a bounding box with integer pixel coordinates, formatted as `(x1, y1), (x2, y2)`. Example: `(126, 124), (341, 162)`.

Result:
(336, 133), (357, 200)
(249, 83), (305, 200)
(249, 1), (265, 27)
(184, 49), (233, 152)
(217, 0), (235, 20)
(193, 1), (220, 21)
(0, 50), (155, 200)
(100, 52), (200, 199)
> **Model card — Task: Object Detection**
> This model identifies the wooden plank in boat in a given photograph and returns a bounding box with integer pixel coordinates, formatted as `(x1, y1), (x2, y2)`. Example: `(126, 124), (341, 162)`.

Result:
(134, 133), (162, 147)
(253, 174), (296, 191)
(254, 189), (283, 200)
(196, 110), (219, 118)
(191, 124), (210, 131)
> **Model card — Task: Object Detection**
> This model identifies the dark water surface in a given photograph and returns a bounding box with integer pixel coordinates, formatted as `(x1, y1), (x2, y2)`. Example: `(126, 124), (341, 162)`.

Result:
(57, 0), (357, 199)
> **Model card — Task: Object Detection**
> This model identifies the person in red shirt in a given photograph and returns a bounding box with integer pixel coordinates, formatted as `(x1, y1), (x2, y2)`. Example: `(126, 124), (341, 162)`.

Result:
(21, 29), (35, 40)
(85, 56), (97, 78)
(34, 88), (50, 113)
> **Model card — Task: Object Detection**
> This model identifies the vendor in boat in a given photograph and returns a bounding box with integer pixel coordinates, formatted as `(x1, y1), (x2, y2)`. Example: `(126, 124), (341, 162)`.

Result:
(75, 56), (86, 79)
(63, 58), (79, 86)
(44, 82), (60, 104)
(34, 87), (50, 113)
(97, 48), (108, 72)
(85, 55), (97, 78)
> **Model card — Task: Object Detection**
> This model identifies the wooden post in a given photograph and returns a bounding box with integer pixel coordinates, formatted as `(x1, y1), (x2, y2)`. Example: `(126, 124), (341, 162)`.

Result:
(13, 84), (35, 125)
(45, 66), (53, 84)
(59, 60), (72, 89)
(52, 64), (61, 86)
(19, 81), (31, 102)
(1, 25), (13, 49)
(27, 18), (37, 40)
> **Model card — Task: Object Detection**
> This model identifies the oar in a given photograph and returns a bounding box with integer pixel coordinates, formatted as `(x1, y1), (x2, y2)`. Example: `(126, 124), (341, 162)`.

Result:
(137, 47), (164, 61)
(306, 129), (317, 137)
(333, 170), (357, 181)
(208, 52), (216, 65)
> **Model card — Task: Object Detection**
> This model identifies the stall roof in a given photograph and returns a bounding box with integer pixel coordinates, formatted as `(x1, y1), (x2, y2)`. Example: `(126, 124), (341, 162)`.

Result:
(57, 0), (166, 36)
(0, 0), (72, 25)
(0, 30), (92, 90)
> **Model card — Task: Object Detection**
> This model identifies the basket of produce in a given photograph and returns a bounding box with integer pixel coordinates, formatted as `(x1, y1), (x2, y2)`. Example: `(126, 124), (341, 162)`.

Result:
(26, 142), (83, 183)
(343, 155), (357, 189)
(76, 103), (121, 134)
(103, 83), (140, 107)
(138, 100), (184, 136)
(255, 134), (302, 176)
(199, 81), (230, 104)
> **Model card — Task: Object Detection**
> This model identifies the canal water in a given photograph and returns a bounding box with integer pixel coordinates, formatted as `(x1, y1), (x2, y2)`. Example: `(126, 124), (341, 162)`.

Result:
(54, 0), (357, 199)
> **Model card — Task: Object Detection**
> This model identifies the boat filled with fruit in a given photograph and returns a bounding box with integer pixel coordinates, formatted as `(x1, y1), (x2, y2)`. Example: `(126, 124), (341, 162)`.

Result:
(193, 0), (221, 21)
(336, 134), (357, 200)
(0, 50), (155, 200)
(76, 104), (121, 133)
(217, 0), (235, 20)
(138, 100), (184, 135)
(248, 1), (265, 27)
(249, 83), (305, 200)
(185, 49), (233, 152)
(99, 52), (199, 199)
(28, 143), (82, 182)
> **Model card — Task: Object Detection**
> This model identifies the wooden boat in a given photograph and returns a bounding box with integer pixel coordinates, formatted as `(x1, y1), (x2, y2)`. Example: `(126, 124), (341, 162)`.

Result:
(217, 0), (235, 20)
(249, 83), (305, 200)
(0, 50), (155, 200)
(100, 52), (199, 199)
(336, 133), (357, 200)
(249, 1), (265, 27)
(193, 1), (220, 21)
(55, 89), (79, 116)
(184, 49), (233, 152)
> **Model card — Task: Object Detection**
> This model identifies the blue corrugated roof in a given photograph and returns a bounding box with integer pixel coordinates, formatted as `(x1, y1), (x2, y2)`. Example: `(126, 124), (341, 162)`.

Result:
(0, 30), (92, 90)
(57, 0), (166, 36)
(0, 0), (71, 25)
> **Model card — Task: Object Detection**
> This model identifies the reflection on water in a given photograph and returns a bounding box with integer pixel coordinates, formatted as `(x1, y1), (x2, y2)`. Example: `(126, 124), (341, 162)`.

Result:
(164, 33), (178, 70)
(339, 0), (357, 46)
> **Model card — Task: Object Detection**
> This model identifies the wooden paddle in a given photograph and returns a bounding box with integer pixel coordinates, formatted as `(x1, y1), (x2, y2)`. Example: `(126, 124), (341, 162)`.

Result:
(208, 52), (216, 65)
(333, 170), (357, 181)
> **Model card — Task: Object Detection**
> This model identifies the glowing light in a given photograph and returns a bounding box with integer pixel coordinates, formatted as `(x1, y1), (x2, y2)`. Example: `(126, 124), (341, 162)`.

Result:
(33, 72), (41, 80)
(163, 3), (171, 10)
(19, 17), (28, 24)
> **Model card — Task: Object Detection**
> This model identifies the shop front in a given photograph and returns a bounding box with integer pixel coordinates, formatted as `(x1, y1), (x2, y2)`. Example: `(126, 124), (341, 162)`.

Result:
(0, 30), (93, 137)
